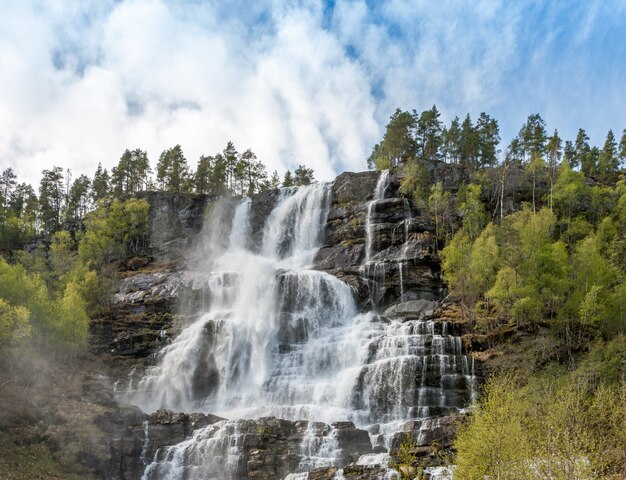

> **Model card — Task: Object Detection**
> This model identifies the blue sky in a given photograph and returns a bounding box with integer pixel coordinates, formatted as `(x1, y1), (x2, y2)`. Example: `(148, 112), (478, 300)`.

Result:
(1, 0), (625, 184)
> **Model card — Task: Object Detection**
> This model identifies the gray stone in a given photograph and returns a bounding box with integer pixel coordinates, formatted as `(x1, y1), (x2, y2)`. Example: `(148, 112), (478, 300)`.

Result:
(383, 299), (438, 319)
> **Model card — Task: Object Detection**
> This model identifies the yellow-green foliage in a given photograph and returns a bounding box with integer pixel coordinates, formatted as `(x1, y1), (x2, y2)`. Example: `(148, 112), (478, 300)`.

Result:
(0, 257), (89, 352)
(455, 357), (626, 479)
(442, 196), (624, 342)
(78, 198), (149, 268)
(454, 375), (532, 480)
(400, 160), (429, 206)
(0, 298), (31, 344)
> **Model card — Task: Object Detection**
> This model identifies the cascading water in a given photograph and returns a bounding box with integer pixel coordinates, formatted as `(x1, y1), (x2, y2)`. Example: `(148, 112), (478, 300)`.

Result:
(133, 180), (475, 479)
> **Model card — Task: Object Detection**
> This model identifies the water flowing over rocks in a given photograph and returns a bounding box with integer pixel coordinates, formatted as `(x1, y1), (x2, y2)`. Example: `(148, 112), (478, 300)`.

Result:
(81, 171), (481, 479)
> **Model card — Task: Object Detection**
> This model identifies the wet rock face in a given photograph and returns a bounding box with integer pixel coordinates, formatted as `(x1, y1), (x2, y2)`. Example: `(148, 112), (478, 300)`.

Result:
(315, 171), (445, 311)
(141, 417), (373, 480)
(138, 192), (211, 260)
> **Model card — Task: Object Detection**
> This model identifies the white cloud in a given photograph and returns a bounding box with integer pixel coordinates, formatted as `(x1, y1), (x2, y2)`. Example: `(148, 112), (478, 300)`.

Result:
(0, 0), (624, 187)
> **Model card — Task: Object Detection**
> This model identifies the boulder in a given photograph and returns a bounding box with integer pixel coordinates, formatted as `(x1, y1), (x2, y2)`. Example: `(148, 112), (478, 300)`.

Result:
(383, 299), (438, 320)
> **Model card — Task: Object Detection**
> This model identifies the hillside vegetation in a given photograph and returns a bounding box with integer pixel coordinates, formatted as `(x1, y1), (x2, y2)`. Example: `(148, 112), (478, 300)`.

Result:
(370, 106), (625, 478)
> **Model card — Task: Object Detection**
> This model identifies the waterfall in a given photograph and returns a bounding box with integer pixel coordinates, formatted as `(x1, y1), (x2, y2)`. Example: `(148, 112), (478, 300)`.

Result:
(364, 170), (390, 264)
(134, 180), (476, 479)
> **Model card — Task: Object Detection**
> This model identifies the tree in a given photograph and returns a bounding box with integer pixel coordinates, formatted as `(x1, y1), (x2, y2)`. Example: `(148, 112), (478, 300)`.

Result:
(194, 156), (211, 194)
(441, 116), (461, 163)
(156, 145), (190, 193)
(65, 175), (91, 223)
(459, 114), (480, 174)
(518, 113), (547, 162)
(619, 129), (626, 167)
(283, 170), (294, 187)
(0, 168), (17, 241)
(546, 130), (563, 211)
(39, 166), (64, 235)
(367, 108), (416, 169)
(112, 149), (151, 196)
(597, 130), (619, 183)
(414, 105), (442, 162)
(546, 129), (563, 173)
(563, 140), (576, 168)
(454, 375), (532, 480)
(428, 182), (452, 249)
(574, 128), (591, 174)
(0, 299), (31, 345)
(222, 141), (238, 191)
(294, 165), (315, 186)
(476, 112), (500, 167)
(582, 146), (599, 179)
(91, 163), (110, 202)
(268, 170), (280, 190)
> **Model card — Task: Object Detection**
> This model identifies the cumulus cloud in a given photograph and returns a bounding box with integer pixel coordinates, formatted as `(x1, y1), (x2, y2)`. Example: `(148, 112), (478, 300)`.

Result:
(0, 0), (624, 186)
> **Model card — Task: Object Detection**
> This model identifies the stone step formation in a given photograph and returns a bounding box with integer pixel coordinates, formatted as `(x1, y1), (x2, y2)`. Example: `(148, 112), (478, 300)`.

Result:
(110, 171), (477, 480)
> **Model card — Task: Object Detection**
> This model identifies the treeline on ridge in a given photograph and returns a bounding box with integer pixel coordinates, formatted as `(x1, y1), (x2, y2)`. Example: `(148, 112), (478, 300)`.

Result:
(371, 107), (626, 478)
(0, 141), (315, 252)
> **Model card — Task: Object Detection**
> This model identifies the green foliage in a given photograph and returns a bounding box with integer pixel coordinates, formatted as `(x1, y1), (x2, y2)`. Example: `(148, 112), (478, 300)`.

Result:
(112, 149), (151, 196)
(78, 198), (149, 268)
(293, 165), (315, 186)
(156, 145), (191, 193)
(0, 298), (31, 344)
(427, 182), (453, 246)
(389, 433), (424, 480)
(454, 375), (532, 480)
(0, 258), (88, 353)
(455, 366), (626, 479)
(399, 160), (429, 206)
(368, 108), (416, 169)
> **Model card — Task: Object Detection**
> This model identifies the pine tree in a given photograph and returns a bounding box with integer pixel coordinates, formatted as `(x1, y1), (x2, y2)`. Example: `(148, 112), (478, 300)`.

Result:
(91, 163), (110, 203)
(65, 175), (91, 223)
(39, 167), (64, 235)
(414, 105), (442, 162)
(223, 141), (238, 192)
(156, 145), (190, 193)
(459, 114), (480, 173)
(563, 140), (576, 168)
(619, 129), (626, 166)
(476, 112), (500, 167)
(283, 170), (294, 187)
(269, 170), (281, 190)
(367, 109), (416, 169)
(442, 116), (461, 163)
(293, 165), (314, 186)
(0, 168), (17, 236)
(518, 113), (547, 162)
(194, 156), (211, 194)
(597, 130), (619, 183)
(575, 128), (591, 174)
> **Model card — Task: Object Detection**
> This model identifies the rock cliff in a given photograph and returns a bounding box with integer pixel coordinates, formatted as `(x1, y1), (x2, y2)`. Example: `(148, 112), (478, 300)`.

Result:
(79, 170), (480, 479)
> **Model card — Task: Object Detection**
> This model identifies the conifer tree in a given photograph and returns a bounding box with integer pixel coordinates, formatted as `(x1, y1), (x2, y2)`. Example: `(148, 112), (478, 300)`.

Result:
(414, 105), (442, 162)
(619, 129), (626, 166)
(269, 170), (281, 190)
(156, 145), (190, 193)
(459, 114), (480, 173)
(597, 130), (619, 183)
(442, 116), (461, 163)
(283, 170), (294, 187)
(575, 128), (591, 174)
(91, 163), (110, 202)
(367, 109), (416, 169)
(294, 165), (314, 186)
(39, 166), (64, 234)
(476, 112), (500, 167)
(194, 155), (211, 194)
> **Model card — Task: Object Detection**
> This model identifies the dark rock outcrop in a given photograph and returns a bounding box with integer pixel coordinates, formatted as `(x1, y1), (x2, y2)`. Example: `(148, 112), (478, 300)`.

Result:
(138, 192), (211, 260)
(315, 170), (444, 311)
